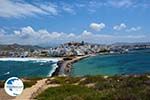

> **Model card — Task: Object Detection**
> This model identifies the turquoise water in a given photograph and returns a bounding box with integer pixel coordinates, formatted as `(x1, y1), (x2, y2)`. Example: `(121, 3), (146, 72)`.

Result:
(72, 49), (150, 76)
(0, 61), (56, 80)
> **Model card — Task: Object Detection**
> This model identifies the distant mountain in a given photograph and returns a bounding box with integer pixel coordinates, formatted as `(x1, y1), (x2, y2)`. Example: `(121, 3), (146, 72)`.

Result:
(112, 42), (150, 46)
(0, 43), (43, 51)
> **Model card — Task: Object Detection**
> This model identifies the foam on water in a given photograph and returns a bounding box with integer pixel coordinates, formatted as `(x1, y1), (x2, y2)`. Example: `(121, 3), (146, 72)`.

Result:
(0, 58), (63, 80)
(4, 72), (10, 75)
(0, 72), (10, 76)
(48, 63), (59, 76)
(0, 58), (62, 62)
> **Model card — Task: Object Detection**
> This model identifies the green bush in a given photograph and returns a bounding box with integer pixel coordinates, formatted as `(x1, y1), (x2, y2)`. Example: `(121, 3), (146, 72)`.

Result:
(47, 77), (81, 85)
(35, 85), (103, 100)
(23, 80), (37, 88)
(0, 81), (4, 88)
(35, 75), (150, 100)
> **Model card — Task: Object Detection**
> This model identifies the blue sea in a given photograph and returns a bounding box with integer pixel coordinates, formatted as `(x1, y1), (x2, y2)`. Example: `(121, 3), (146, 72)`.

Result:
(72, 49), (150, 76)
(0, 58), (59, 80)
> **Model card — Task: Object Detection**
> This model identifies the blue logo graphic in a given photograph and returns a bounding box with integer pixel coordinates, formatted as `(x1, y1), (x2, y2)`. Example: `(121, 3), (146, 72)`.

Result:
(4, 77), (24, 96)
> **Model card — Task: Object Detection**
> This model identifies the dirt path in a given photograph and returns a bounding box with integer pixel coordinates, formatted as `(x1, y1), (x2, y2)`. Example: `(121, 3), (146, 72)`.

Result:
(14, 78), (60, 100)
(0, 88), (15, 100)
(15, 78), (47, 100)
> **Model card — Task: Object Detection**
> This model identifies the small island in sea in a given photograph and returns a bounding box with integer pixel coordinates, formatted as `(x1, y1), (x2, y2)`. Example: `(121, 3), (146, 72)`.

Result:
(0, 42), (150, 99)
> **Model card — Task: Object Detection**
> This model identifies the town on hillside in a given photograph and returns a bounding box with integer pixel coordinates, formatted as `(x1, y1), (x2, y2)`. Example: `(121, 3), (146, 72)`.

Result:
(0, 41), (150, 57)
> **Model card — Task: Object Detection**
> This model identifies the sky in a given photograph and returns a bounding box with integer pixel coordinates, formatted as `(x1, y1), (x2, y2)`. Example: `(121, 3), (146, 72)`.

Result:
(0, 0), (150, 46)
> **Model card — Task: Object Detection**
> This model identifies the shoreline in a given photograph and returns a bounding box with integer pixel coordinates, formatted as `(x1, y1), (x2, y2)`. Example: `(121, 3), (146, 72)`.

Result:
(0, 52), (125, 78)
(0, 56), (90, 78)
(51, 60), (64, 77)
(0, 57), (63, 79)
(0, 57), (62, 62)
(0, 50), (136, 78)
(53, 55), (92, 77)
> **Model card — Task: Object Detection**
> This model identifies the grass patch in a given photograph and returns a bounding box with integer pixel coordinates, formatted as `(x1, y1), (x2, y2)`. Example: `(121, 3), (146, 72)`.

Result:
(23, 77), (42, 88)
(36, 75), (150, 100)
(23, 80), (37, 88)
(46, 76), (81, 85)
(35, 85), (103, 100)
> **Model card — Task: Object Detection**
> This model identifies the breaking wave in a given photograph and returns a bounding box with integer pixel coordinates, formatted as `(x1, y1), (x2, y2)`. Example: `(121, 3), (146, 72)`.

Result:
(48, 63), (59, 77)
(0, 58), (62, 63)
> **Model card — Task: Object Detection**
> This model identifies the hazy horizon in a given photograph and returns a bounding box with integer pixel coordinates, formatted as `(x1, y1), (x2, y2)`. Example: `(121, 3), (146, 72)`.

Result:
(0, 41), (150, 48)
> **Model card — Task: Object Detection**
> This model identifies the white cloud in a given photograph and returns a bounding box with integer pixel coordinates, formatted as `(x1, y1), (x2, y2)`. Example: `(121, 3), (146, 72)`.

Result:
(90, 23), (105, 31)
(0, 0), (78, 18)
(82, 30), (92, 35)
(0, 28), (6, 34)
(63, 7), (75, 14)
(126, 26), (141, 32)
(85, 0), (149, 14)
(0, 26), (148, 45)
(113, 23), (127, 31)
(40, 3), (58, 15)
(62, 4), (76, 14)
(0, 0), (59, 18)
(113, 23), (142, 32)
(67, 33), (75, 37)
(75, 3), (85, 8)
(108, 0), (133, 8)
(0, 0), (45, 18)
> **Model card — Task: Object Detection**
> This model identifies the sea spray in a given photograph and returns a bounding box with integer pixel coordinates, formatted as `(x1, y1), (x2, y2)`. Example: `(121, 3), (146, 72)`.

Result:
(0, 58), (62, 62)
(48, 63), (59, 76)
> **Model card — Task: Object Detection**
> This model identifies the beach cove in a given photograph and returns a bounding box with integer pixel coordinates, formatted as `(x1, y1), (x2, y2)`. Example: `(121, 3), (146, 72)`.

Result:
(0, 57), (62, 80)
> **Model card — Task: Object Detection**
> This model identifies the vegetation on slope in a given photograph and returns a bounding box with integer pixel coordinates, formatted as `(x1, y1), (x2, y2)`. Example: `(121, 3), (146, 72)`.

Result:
(36, 75), (150, 100)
